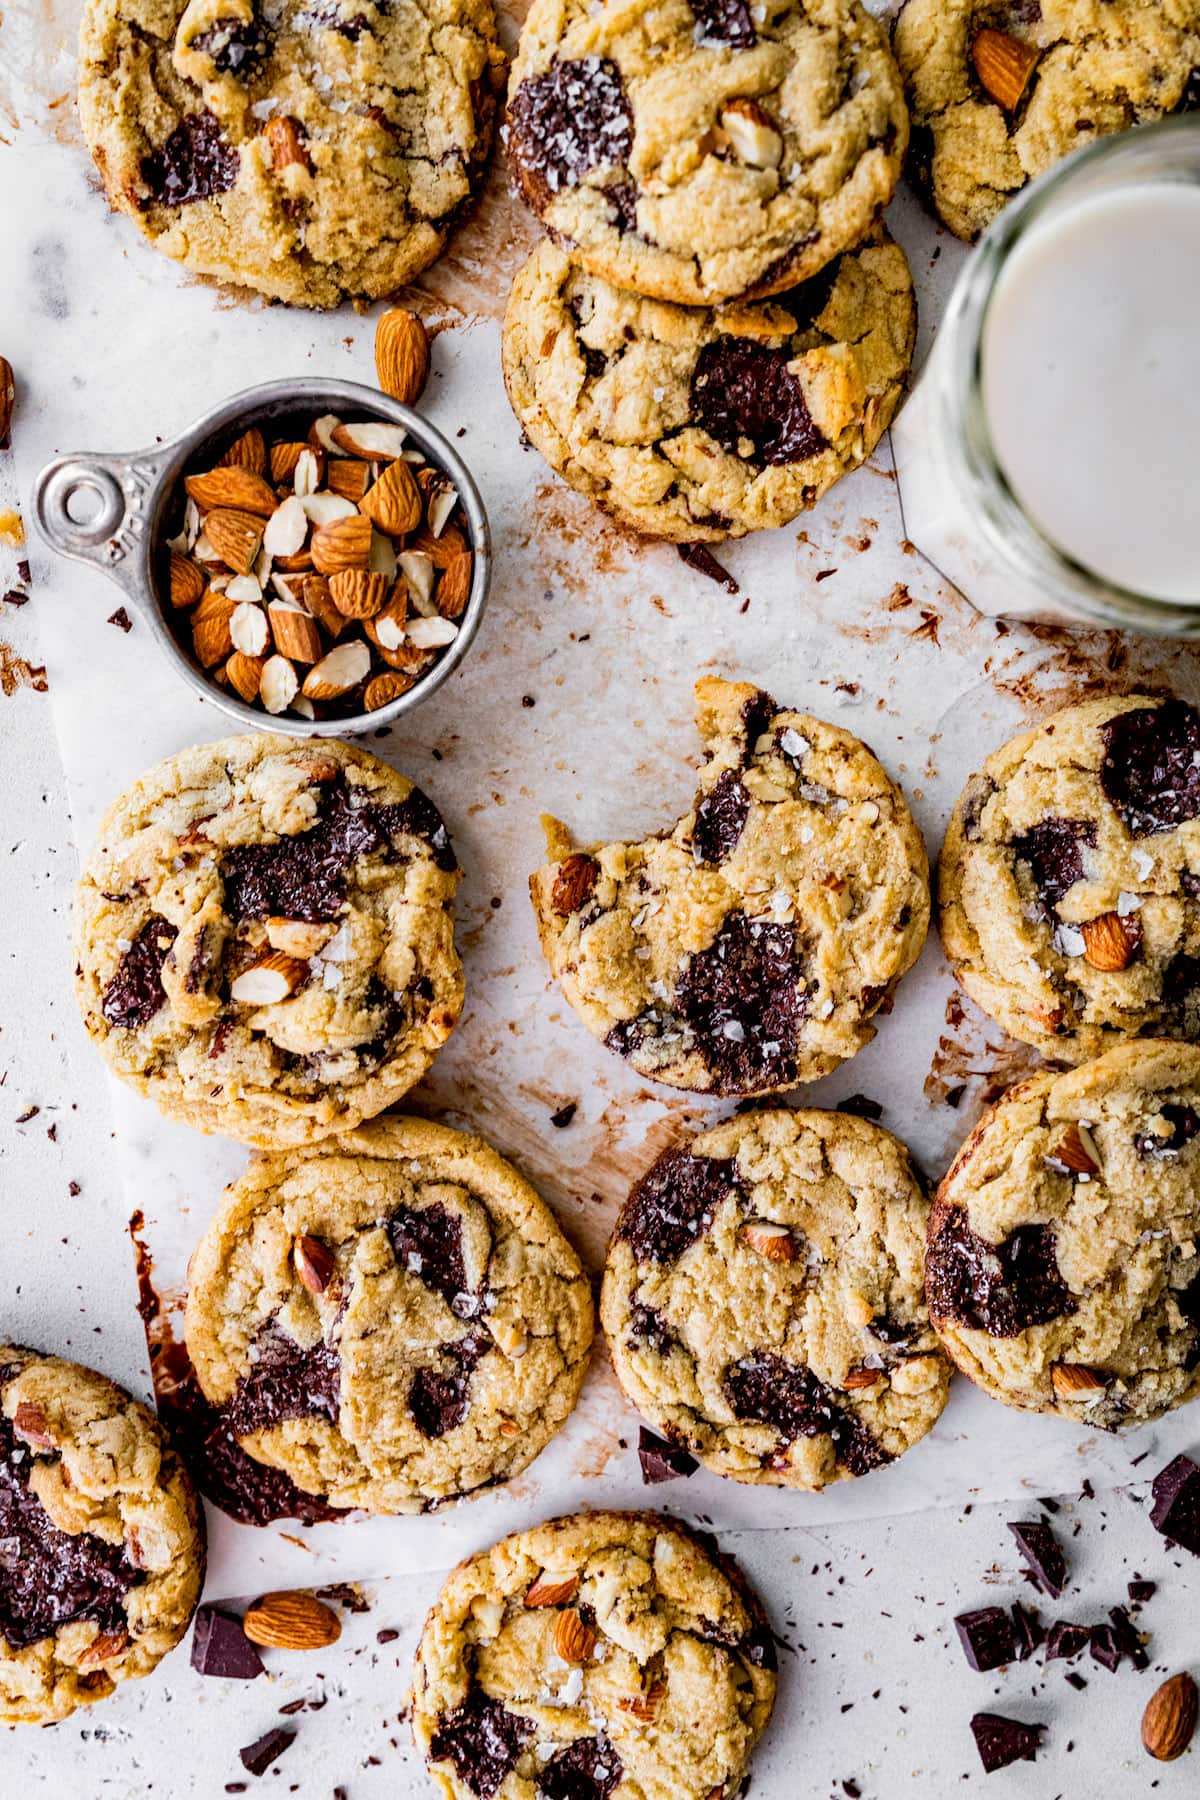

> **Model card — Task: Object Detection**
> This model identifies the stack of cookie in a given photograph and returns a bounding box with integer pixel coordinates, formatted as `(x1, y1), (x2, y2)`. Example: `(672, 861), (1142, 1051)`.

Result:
(500, 0), (919, 540)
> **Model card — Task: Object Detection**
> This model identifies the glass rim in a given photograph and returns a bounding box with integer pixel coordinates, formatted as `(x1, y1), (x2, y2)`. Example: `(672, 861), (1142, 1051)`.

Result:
(939, 118), (1200, 636)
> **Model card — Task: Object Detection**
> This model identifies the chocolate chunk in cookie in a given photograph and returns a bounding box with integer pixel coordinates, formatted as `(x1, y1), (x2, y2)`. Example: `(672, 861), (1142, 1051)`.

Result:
(724, 1352), (892, 1477)
(691, 340), (827, 466)
(223, 1324), (342, 1438)
(101, 917), (177, 1029)
(507, 58), (633, 213)
(926, 1208), (1076, 1338)
(676, 914), (805, 1092)
(1134, 1102), (1200, 1159)
(618, 1147), (740, 1264)
(429, 1685), (533, 1798)
(691, 770), (752, 864)
(408, 1332), (490, 1439)
(1011, 817), (1096, 911)
(388, 1203), (471, 1309)
(141, 111), (238, 207)
(1101, 699), (1200, 836)
(538, 1737), (623, 1800)
(688, 0), (756, 49)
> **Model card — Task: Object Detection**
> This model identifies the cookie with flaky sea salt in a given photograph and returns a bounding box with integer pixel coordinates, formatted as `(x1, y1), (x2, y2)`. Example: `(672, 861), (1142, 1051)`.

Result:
(0, 1347), (204, 1728)
(939, 693), (1200, 1064)
(74, 734), (462, 1148)
(501, 230), (915, 541)
(927, 1039), (1200, 1427)
(184, 1116), (594, 1513)
(893, 0), (1200, 243)
(504, 0), (908, 306)
(412, 1510), (776, 1800)
(530, 676), (930, 1097)
(77, 0), (505, 307)
(602, 1109), (951, 1490)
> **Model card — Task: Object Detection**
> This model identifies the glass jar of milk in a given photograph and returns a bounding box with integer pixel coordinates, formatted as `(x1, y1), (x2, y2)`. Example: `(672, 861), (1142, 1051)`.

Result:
(892, 120), (1200, 635)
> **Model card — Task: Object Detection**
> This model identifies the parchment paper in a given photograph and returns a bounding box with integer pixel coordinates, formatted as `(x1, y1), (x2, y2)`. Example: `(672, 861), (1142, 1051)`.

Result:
(6, 1), (1200, 1600)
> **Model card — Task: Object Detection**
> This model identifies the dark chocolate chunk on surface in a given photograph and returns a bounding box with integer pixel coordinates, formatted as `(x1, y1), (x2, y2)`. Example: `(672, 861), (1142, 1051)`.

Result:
(954, 1606), (1016, 1672)
(618, 1147), (740, 1264)
(141, 111), (239, 207)
(1149, 1452), (1200, 1554)
(1043, 1620), (1089, 1662)
(429, 1685), (533, 1798)
(239, 1727), (295, 1777)
(1009, 1600), (1044, 1661)
(969, 1712), (1045, 1774)
(691, 338), (827, 467)
(1008, 1519), (1067, 1598)
(926, 1208), (1077, 1338)
(191, 1606), (265, 1679)
(636, 1426), (698, 1485)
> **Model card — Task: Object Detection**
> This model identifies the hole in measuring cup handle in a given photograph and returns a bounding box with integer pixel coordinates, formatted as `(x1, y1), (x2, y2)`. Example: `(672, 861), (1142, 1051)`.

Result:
(33, 451), (164, 571)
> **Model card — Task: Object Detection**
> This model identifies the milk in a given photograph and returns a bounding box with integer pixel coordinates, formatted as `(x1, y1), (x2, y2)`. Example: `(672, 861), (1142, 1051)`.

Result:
(892, 134), (1200, 628)
(981, 183), (1200, 604)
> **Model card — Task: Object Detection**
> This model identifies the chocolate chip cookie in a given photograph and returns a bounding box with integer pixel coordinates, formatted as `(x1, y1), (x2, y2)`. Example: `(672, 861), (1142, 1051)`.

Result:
(0, 1346), (204, 1727)
(505, 0), (909, 306)
(74, 735), (462, 1148)
(940, 694), (1200, 1064)
(185, 1116), (594, 1512)
(894, 0), (1200, 242)
(602, 1110), (951, 1490)
(530, 676), (930, 1096)
(78, 0), (505, 307)
(927, 1039), (1200, 1427)
(412, 1510), (776, 1800)
(502, 230), (915, 541)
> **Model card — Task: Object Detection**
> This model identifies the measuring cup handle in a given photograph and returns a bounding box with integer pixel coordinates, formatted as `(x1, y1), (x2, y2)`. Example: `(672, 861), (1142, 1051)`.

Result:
(32, 448), (167, 603)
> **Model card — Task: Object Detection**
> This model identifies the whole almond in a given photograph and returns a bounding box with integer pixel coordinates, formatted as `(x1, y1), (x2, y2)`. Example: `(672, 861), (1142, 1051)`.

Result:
(525, 1572), (580, 1608)
(294, 1233), (337, 1295)
(410, 520), (467, 570)
(553, 1609), (596, 1663)
(740, 1221), (796, 1262)
(1142, 1671), (1198, 1761)
(551, 853), (599, 916)
(184, 467), (278, 518)
(364, 669), (417, 710)
(205, 509), (264, 577)
(192, 595), (237, 667)
(1051, 1362), (1108, 1398)
(268, 600), (324, 664)
(219, 427), (267, 476)
(169, 551), (206, 610)
(971, 26), (1040, 111)
(311, 513), (373, 574)
(436, 550), (473, 619)
(375, 308), (430, 407)
(301, 573), (346, 639)
(13, 1401), (54, 1447)
(243, 1591), (342, 1651)
(360, 458), (422, 536)
(327, 459), (371, 503)
(265, 114), (310, 172)
(329, 568), (389, 619)
(0, 355), (13, 444)
(1081, 911), (1140, 972)
(225, 651), (268, 703)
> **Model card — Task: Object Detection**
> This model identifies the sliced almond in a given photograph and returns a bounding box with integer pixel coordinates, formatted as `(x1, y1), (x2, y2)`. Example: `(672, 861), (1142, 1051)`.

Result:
(225, 650), (268, 703)
(398, 549), (436, 609)
(302, 640), (372, 701)
(300, 491), (358, 528)
(270, 441), (312, 485)
(971, 26), (1040, 111)
(292, 448), (323, 498)
(1044, 1120), (1101, 1177)
(184, 467), (278, 518)
(268, 600), (324, 664)
(720, 98), (783, 169)
(265, 114), (310, 172)
(619, 1678), (667, 1723)
(368, 527), (397, 580)
(360, 458), (422, 536)
(740, 1221), (796, 1262)
(331, 420), (408, 461)
(226, 573), (263, 604)
(230, 601), (269, 656)
(301, 573), (346, 639)
(168, 551), (206, 609)
(436, 550), (473, 619)
(329, 568), (389, 619)
(230, 951), (308, 1006)
(525, 1572), (580, 1608)
(1051, 1362), (1108, 1399)
(260, 654), (300, 715)
(553, 1609), (597, 1663)
(364, 669), (416, 710)
(243, 1591), (341, 1651)
(218, 427), (267, 476)
(410, 519), (466, 569)
(1081, 910), (1140, 972)
(205, 509), (264, 577)
(266, 919), (337, 959)
(311, 513), (373, 574)
(13, 1401), (54, 1447)
(376, 308), (430, 406)
(78, 1627), (130, 1667)
(294, 1233), (337, 1295)
(326, 459), (371, 503)
(406, 616), (458, 650)
(842, 1366), (882, 1391)
(309, 414), (345, 456)
(425, 482), (459, 538)
(263, 494), (309, 560)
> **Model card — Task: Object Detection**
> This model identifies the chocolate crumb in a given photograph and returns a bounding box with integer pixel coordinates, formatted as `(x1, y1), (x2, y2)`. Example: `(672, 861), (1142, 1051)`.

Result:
(637, 1427), (698, 1485)
(107, 607), (133, 633)
(550, 1101), (577, 1128)
(678, 542), (738, 593)
(1008, 1519), (1067, 1598)
(238, 1727), (295, 1777)
(969, 1713), (1045, 1774)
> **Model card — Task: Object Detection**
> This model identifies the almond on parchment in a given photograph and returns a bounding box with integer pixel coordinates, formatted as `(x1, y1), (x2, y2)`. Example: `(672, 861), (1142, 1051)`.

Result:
(375, 308), (431, 407)
(360, 458), (422, 536)
(303, 640), (371, 701)
(311, 512), (373, 574)
(971, 26), (1039, 111)
(242, 1591), (341, 1651)
(230, 951), (308, 1005)
(269, 600), (324, 663)
(1142, 1672), (1199, 1761)
(184, 466), (278, 518)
